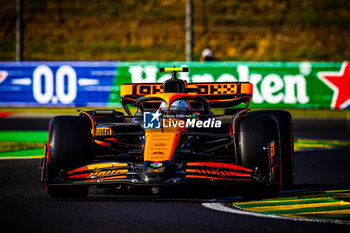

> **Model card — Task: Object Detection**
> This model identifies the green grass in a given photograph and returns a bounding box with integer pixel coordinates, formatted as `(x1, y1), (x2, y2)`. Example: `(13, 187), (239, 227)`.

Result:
(0, 148), (44, 158)
(0, 130), (47, 157)
(1, 0), (350, 61)
(294, 139), (350, 150)
(0, 131), (48, 142)
(0, 141), (44, 153)
(0, 130), (46, 155)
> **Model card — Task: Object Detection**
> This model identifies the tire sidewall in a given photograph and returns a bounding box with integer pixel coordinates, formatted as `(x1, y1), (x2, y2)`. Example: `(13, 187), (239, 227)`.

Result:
(47, 116), (93, 180)
(237, 114), (282, 196)
(249, 110), (294, 187)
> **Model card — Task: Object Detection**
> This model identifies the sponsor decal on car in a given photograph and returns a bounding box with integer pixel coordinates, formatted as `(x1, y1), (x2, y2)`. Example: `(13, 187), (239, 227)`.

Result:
(150, 162), (163, 168)
(151, 151), (164, 155)
(186, 168), (250, 177)
(96, 127), (112, 136)
(87, 169), (128, 178)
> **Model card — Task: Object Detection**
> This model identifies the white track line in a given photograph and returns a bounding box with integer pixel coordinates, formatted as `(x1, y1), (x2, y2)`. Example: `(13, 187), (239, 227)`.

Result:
(202, 202), (350, 225)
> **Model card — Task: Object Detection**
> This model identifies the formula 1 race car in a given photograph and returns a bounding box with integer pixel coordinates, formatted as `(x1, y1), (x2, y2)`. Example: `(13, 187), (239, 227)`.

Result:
(41, 67), (294, 198)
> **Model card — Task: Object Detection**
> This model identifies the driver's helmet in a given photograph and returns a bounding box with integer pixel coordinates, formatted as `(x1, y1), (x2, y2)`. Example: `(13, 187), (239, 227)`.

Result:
(159, 100), (190, 115)
(159, 101), (167, 113)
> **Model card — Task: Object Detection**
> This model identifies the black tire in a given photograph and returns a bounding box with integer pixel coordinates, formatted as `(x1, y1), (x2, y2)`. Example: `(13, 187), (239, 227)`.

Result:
(45, 116), (93, 197)
(238, 114), (281, 197)
(249, 110), (294, 188)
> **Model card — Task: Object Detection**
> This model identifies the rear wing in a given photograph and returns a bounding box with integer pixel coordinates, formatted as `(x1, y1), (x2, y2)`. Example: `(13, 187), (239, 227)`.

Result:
(120, 82), (253, 108)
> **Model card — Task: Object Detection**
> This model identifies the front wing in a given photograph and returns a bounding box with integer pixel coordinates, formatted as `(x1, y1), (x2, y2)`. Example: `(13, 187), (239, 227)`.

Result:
(44, 161), (267, 187)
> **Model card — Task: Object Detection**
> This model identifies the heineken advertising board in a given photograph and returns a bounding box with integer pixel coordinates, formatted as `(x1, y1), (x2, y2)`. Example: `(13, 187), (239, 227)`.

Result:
(0, 61), (349, 109)
(111, 61), (350, 109)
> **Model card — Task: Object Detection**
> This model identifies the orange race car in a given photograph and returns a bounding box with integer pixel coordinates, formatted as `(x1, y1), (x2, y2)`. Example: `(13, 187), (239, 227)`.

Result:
(41, 67), (294, 198)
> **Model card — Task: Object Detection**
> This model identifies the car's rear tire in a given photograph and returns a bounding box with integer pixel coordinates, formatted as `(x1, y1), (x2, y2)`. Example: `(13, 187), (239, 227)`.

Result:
(45, 116), (93, 197)
(237, 114), (281, 197)
(249, 110), (294, 188)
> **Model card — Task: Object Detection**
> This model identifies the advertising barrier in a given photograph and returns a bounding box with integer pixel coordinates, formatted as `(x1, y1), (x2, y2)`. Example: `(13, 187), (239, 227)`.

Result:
(0, 61), (349, 109)
(0, 61), (117, 107)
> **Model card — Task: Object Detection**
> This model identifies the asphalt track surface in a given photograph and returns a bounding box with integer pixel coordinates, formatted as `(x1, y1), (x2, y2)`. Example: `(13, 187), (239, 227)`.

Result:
(1, 116), (350, 233)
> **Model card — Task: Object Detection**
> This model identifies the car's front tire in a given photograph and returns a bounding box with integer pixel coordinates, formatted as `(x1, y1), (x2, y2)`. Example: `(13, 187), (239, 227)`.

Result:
(237, 114), (281, 197)
(44, 116), (93, 197)
(249, 110), (294, 188)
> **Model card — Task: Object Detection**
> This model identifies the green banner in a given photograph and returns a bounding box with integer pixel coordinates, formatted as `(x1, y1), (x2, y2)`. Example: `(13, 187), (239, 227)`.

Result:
(110, 61), (350, 109)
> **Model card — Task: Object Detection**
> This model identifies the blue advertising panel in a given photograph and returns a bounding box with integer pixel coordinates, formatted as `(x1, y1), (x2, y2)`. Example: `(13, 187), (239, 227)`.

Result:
(0, 61), (117, 107)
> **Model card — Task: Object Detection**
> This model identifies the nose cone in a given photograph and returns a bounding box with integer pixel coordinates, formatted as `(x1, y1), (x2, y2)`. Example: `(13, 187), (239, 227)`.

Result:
(143, 129), (181, 162)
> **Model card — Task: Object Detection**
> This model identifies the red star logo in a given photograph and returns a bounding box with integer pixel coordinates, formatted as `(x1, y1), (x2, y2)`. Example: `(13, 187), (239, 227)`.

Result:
(318, 62), (350, 109)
